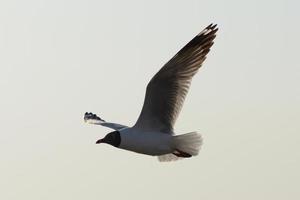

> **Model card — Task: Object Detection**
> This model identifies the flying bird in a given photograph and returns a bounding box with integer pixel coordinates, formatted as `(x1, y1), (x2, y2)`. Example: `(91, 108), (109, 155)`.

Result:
(85, 24), (218, 162)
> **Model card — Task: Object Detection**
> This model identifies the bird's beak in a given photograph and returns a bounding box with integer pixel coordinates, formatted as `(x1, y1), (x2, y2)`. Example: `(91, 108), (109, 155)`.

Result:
(96, 138), (104, 144)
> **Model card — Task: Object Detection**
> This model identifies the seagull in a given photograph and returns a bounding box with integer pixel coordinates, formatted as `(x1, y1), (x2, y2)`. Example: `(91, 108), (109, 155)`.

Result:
(85, 24), (218, 162)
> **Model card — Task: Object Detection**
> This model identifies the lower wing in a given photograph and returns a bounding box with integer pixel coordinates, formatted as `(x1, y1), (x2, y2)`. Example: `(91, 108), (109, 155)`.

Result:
(84, 112), (128, 130)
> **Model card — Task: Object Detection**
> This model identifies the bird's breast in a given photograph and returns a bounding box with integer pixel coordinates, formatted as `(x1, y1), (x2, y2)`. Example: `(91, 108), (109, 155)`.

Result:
(119, 128), (173, 156)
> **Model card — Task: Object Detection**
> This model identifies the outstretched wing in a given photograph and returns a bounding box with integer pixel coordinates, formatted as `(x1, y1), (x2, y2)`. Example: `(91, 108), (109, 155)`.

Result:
(134, 24), (218, 133)
(84, 112), (127, 130)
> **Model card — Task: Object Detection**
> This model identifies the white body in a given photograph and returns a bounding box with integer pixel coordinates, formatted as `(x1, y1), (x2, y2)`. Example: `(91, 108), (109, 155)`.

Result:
(119, 128), (174, 156)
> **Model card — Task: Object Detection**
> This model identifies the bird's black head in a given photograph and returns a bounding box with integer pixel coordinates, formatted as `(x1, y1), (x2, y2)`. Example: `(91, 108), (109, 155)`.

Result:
(96, 131), (121, 147)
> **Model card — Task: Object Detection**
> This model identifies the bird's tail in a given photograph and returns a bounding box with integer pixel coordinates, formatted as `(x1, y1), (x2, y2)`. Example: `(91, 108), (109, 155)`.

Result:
(158, 132), (203, 162)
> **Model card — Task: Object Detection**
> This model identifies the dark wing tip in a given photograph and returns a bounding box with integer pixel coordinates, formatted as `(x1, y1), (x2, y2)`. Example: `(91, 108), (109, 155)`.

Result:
(198, 23), (218, 37)
(175, 23), (218, 57)
(205, 23), (218, 30)
(84, 112), (105, 122)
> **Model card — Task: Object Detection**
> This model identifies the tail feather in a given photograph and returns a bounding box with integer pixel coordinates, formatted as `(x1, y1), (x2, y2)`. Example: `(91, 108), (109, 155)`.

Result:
(158, 154), (181, 162)
(174, 132), (203, 156)
(158, 132), (203, 162)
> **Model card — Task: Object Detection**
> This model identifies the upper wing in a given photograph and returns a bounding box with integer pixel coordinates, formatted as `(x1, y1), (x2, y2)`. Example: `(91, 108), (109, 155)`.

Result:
(134, 24), (218, 133)
(84, 112), (128, 130)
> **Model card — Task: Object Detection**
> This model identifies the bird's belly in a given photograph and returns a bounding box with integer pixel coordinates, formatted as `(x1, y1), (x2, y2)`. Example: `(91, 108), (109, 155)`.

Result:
(119, 131), (173, 156)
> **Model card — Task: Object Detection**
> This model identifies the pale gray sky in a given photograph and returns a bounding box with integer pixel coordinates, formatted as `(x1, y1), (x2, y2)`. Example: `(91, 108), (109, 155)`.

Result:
(0, 0), (299, 199)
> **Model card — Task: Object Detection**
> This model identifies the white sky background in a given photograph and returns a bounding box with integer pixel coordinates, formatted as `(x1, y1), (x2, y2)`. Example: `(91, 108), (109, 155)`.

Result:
(0, 0), (299, 199)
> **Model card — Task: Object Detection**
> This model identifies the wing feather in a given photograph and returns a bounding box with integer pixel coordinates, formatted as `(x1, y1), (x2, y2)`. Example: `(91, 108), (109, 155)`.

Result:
(84, 112), (127, 130)
(134, 24), (218, 133)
